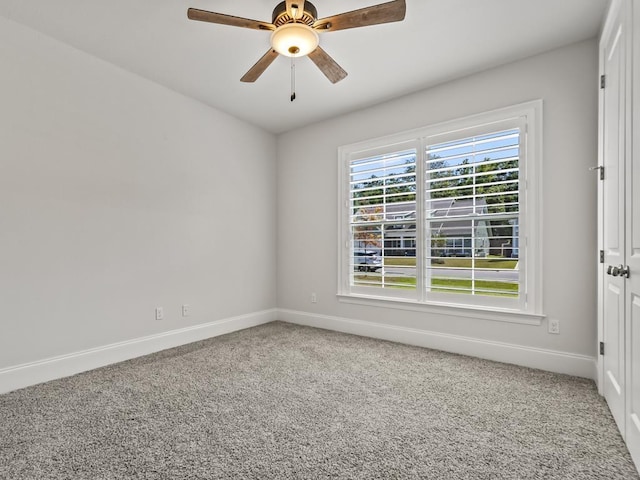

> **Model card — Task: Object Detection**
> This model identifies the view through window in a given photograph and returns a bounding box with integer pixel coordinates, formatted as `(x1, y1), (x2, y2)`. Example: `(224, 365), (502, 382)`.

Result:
(425, 128), (520, 298)
(341, 102), (541, 314)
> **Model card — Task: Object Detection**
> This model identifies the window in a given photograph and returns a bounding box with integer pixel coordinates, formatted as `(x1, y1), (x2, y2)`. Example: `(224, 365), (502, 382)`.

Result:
(338, 102), (542, 321)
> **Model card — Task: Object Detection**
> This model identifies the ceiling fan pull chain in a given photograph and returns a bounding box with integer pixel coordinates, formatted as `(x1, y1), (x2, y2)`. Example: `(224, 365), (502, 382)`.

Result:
(290, 55), (296, 102)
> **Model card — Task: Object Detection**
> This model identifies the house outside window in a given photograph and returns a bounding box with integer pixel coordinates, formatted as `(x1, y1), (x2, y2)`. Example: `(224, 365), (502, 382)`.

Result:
(338, 101), (542, 321)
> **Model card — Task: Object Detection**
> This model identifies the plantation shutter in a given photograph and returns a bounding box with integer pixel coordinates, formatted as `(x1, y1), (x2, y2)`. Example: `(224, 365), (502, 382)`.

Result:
(349, 148), (417, 289)
(339, 102), (541, 317)
(425, 127), (521, 298)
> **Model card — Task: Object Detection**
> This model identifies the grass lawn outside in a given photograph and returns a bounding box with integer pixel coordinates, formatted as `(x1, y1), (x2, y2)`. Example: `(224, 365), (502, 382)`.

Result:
(384, 256), (518, 270)
(354, 275), (416, 289)
(384, 257), (417, 267)
(431, 277), (518, 297)
(353, 274), (518, 297)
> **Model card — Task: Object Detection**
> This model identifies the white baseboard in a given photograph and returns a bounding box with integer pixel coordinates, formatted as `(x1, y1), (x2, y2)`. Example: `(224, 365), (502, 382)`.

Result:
(1, 307), (597, 395)
(0, 309), (277, 394)
(278, 309), (597, 380)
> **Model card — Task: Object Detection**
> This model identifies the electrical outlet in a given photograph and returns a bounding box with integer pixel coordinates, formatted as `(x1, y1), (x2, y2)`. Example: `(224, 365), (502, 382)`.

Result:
(155, 307), (164, 321)
(548, 318), (560, 334)
(311, 293), (317, 303)
(182, 304), (190, 317)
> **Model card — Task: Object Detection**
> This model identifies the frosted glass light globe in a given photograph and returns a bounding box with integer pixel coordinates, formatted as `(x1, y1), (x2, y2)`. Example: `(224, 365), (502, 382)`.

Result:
(271, 23), (319, 57)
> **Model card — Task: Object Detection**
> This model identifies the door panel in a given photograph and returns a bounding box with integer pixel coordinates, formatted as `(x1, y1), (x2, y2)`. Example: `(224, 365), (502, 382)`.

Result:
(603, 27), (621, 255)
(606, 282), (626, 431)
(625, 0), (640, 465)
(628, 295), (640, 459)
(602, 16), (626, 437)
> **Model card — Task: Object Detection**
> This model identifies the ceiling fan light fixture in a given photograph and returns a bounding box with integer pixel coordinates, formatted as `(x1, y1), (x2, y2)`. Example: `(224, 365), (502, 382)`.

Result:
(270, 23), (319, 57)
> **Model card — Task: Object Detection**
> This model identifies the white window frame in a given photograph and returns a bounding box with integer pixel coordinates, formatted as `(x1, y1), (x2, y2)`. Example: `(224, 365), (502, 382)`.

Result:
(337, 101), (544, 325)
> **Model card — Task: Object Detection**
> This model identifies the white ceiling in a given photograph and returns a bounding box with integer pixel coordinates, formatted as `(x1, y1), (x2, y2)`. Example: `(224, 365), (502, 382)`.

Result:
(0, 0), (609, 134)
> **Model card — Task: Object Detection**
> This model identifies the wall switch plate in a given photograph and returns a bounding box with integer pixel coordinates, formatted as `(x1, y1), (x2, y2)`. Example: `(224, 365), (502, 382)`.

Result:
(155, 307), (164, 321)
(182, 304), (190, 317)
(548, 318), (560, 334)
(311, 293), (317, 303)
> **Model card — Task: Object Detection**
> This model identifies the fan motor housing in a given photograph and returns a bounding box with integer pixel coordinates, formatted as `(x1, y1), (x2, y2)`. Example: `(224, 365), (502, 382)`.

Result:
(272, 1), (318, 27)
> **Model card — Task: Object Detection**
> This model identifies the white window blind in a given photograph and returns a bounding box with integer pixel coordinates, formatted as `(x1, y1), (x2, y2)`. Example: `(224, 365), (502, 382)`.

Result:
(339, 101), (542, 319)
(349, 149), (417, 290)
(426, 128), (520, 299)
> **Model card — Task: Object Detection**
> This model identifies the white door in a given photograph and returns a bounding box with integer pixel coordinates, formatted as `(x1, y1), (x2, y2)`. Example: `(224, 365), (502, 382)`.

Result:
(624, 0), (640, 466)
(601, 8), (627, 437)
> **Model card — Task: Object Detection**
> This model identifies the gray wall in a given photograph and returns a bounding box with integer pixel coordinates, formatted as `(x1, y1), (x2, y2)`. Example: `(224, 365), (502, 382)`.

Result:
(0, 17), (277, 369)
(277, 39), (599, 359)
(0, 14), (599, 379)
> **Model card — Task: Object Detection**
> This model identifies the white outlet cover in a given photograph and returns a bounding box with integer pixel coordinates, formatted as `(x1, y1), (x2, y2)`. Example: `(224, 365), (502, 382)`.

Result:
(155, 307), (164, 321)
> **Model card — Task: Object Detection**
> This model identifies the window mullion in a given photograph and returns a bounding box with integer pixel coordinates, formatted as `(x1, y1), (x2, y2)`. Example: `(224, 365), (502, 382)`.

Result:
(416, 137), (426, 302)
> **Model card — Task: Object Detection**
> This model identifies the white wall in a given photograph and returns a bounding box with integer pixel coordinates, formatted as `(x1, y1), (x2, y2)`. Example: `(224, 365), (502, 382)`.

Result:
(277, 39), (599, 375)
(0, 13), (600, 388)
(0, 17), (277, 371)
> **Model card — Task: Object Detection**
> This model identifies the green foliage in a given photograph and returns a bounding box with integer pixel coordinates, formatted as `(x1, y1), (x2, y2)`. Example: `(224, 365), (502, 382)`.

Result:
(428, 155), (519, 241)
(352, 154), (519, 252)
(352, 160), (416, 209)
(428, 156), (518, 211)
(353, 174), (384, 208)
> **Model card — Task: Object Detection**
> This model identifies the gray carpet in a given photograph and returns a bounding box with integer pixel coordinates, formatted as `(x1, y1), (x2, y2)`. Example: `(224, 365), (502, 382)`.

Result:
(0, 321), (637, 479)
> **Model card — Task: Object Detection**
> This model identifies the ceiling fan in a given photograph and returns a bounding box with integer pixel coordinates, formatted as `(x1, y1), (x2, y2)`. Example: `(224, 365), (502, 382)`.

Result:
(187, 0), (406, 85)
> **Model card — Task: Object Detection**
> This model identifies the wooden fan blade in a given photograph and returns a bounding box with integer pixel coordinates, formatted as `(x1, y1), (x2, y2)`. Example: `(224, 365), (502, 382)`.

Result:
(313, 0), (406, 32)
(308, 47), (348, 84)
(285, 0), (306, 20)
(187, 8), (275, 31)
(240, 49), (279, 82)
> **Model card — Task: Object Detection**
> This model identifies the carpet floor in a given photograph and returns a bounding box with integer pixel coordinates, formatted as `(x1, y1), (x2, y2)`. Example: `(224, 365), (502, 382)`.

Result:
(0, 321), (637, 479)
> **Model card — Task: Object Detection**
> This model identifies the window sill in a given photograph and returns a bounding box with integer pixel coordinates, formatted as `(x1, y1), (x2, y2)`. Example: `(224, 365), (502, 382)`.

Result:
(336, 293), (544, 326)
